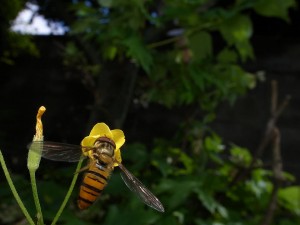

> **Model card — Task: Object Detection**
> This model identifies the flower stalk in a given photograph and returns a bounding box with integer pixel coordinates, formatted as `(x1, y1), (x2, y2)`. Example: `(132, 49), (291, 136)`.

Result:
(51, 156), (84, 225)
(27, 106), (46, 225)
(0, 150), (36, 225)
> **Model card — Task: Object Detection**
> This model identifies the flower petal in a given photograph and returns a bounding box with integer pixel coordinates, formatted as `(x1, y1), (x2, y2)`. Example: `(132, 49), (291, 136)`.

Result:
(89, 123), (113, 139)
(81, 135), (99, 147)
(111, 129), (125, 149)
(81, 135), (100, 157)
(81, 123), (125, 166)
(114, 148), (122, 167)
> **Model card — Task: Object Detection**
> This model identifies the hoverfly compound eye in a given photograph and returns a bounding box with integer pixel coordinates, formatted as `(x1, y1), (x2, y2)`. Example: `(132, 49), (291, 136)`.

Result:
(97, 137), (116, 149)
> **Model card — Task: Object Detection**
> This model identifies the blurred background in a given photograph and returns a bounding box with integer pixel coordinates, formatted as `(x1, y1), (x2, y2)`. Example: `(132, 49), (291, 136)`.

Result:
(0, 0), (300, 224)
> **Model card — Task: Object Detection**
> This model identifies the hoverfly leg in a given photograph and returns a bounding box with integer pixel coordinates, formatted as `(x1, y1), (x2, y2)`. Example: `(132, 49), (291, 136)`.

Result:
(75, 163), (90, 174)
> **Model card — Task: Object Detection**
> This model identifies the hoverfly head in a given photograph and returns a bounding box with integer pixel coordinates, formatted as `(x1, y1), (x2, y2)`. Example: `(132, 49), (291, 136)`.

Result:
(94, 137), (116, 157)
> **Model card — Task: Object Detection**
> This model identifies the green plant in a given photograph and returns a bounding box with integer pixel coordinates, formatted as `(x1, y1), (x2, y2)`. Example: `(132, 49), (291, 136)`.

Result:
(0, 107), (84, 225)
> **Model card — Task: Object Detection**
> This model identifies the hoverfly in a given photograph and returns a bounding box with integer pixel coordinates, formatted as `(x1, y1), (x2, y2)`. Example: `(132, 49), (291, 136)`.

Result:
(29, 136), (164, 212)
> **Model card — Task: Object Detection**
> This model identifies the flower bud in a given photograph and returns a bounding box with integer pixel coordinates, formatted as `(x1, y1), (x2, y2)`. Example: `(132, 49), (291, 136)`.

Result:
(27, 106), (46, 171)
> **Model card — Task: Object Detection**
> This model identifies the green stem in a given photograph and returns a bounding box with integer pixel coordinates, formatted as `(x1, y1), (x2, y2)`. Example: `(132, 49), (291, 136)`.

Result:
(147, 36), (180, 49)
(51, 157), (84, 225)
(29, 170), (44, 225)
(0, 150), (36, 225)
(147, 21), (220, 49)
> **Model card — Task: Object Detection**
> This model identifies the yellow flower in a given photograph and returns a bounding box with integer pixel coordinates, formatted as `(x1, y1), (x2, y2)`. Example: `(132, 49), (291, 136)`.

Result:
(81, 123), (125, 167)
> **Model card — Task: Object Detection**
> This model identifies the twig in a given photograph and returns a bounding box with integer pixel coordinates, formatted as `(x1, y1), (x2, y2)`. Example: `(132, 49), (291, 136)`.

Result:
(254, 81), (289, 159)
(259, 127), (283, 225)
(229, 80), (290, 187)
(271, 80), (278, 116)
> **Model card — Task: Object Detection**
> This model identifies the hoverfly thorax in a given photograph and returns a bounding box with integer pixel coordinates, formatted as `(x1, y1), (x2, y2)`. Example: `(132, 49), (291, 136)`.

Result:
(94, 137), (116, 157)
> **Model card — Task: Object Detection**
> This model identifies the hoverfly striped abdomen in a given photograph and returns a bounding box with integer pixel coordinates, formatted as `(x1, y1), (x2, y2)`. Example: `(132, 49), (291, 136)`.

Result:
(78, 161), (113, 209)
(77, 137), (116, 210)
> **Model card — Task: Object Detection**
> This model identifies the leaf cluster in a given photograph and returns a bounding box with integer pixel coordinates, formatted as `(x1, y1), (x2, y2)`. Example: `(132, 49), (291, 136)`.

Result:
(144, 128), (299, 225)
(54, 0), (296, 111)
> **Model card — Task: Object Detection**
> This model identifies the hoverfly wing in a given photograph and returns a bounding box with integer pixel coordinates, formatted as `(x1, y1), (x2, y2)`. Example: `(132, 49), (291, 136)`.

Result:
(27, 141), (90, 162)
(118, 163), (164, 212)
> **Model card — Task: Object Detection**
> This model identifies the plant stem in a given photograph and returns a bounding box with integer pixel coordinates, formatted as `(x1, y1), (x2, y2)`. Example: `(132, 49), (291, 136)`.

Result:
(51, 157), (85, 225)
(0, 150), (36, 225)
(29, 170), (44, 225)
(27, 106), (46, 224)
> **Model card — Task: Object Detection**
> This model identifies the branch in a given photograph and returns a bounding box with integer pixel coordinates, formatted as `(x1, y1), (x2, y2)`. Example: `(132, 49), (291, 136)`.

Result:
(259, 127), (284, 225)
(229, 80), (290, 187)
(254, 81), (290, 159)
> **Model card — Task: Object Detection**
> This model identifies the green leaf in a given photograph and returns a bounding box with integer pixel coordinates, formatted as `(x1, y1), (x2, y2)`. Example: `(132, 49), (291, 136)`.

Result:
(203, 113), (216, 124)
(251, 168), (272, 182)
(281, 171), (296, 182)
(219, 14), (254, 60)
(103, 46), (118, 60)
(157, 178), (201, 209)
(122, 143), (149, 171)
(278, 186), (300, 215)
(203, 134), (225, 165)
(189, 31), (212, 62)
(188, 66), (205, 91)
(123, 36), (153, 74)
(244, 72), (256, 89)
(217, 48), (238, 63)
(246, 179), (271, 198)
(254, 0), (296, 22)
(104, 204), (160, 225)
(279, 219), (300, 225)
(98, 0), (113, 7)
(220, 15), (252, 44)
(195, 188), (228, 218)
(151, 144), (195, 177)
(171, 148), (195, 175)
(204, 134), (224, 153)
(229, 145), (252, 167)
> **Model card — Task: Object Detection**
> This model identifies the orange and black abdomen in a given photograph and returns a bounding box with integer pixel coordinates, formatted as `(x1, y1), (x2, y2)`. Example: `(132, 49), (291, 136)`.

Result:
(78, 165), (112, 210)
